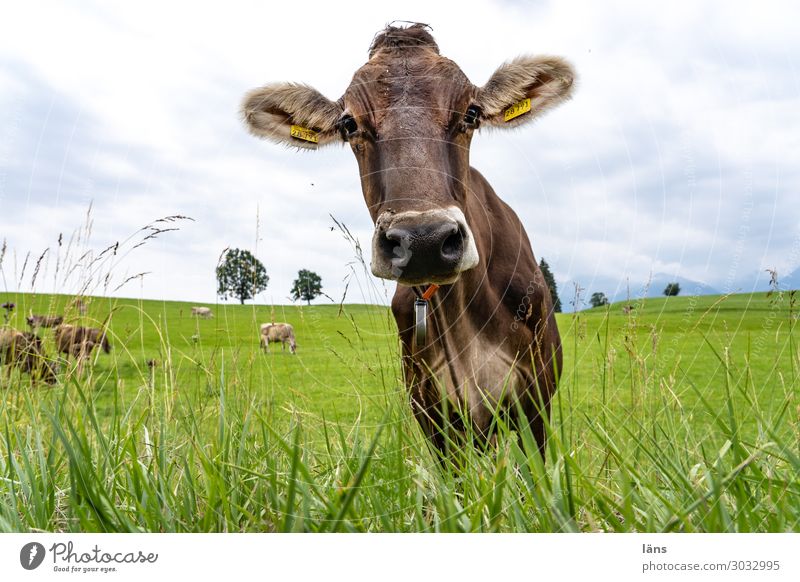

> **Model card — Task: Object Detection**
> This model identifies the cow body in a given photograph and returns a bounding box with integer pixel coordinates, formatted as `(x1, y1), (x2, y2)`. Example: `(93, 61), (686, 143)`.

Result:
(27, 314), (64, 329)
(260, 323), (296, 354)
(0, 328), (57, 384)
(54, 325), (110, 374)
(243, 24), (574, 456)
(1, 303), (13, 325)
(191, 307), (213, 319)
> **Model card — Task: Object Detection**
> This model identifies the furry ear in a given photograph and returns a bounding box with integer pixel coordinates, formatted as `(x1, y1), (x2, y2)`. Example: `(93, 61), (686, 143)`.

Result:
(241, 83), (343, 149)
(477, 56), (575, 128)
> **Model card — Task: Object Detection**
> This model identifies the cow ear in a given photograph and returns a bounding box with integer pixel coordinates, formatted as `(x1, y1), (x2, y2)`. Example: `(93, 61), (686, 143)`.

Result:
(241, 83), (343, 149)
(476, 56), (575, 128)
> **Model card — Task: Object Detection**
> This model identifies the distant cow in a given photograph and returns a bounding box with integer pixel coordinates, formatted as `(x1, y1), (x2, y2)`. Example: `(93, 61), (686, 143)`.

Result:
(0, 328), (58, 384)
(260, 323), (296, 354)
(27, 314), (64, 329)
(1, 303), (14, 324)
(54, 324), (111, 374)
(191, 307), (213, 319)
(69, 296), (88, 315)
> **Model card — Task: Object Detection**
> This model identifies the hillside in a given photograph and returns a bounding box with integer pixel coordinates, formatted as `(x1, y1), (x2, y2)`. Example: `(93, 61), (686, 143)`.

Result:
(1, 289), (797, 532)
(2, 289), (795, 428)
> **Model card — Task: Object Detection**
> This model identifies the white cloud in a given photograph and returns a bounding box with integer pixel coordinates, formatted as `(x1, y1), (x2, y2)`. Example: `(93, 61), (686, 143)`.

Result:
(1, 0), (799, 305)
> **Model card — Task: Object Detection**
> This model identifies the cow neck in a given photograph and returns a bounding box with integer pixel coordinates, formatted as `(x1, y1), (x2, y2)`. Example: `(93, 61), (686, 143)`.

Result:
(416, 262), (486, 348)
(413, 267), (485, 395)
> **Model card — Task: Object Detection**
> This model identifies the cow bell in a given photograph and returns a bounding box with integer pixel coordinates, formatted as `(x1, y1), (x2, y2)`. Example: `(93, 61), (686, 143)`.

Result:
(413, 299), (428, 351)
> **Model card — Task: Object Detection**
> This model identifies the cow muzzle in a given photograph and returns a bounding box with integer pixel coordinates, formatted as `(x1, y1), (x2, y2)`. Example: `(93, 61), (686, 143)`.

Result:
(371, 207), (479, 285)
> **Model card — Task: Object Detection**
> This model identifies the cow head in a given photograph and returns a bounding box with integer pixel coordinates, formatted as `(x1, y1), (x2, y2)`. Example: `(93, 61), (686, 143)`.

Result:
(242, 24), (574, 286)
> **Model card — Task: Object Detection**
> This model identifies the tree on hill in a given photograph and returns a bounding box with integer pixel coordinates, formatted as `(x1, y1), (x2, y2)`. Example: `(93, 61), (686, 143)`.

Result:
(539, 258), (561, 313)
(589, 292), (609, 308)
(216, 248), (269, 304)
(291, 269), (323, 305)
(663, 282), (681, 297)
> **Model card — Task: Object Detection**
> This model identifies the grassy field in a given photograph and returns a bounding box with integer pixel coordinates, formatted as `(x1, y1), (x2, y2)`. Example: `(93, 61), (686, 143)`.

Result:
(0, 289), (798, 532)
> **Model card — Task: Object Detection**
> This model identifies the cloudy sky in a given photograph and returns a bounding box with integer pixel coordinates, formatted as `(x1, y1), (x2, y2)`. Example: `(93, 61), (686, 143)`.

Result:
(1, 0), (798, 307)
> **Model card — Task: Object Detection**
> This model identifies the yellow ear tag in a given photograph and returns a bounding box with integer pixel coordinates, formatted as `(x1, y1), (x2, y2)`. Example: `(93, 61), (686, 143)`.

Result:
(503, 98), (532, 122)
(290, 125), (319, 143)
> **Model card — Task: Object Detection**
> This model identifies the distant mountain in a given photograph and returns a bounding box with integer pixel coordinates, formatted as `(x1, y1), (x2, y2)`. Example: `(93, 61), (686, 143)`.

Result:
(778, 267), (800, 291)
(557, 267), (800, 312)
(558, 273), (720, 312)
(610, 274), (720, 303)
(728, 267), (800, 294)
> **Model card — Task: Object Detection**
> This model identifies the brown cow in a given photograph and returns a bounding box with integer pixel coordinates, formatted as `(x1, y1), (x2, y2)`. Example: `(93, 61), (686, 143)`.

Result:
(27, 314), (64, 329)
(260, 323), (297, 354)
(1, 302), (14, 325)
(0, 328), (58, 384)
(54, 324), (111, 374)
(242, 24), (573, 456)
(68, 296), (88, 316)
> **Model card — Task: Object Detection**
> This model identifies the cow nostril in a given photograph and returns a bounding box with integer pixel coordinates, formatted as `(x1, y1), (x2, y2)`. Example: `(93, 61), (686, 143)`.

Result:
(384, 228), (404, 242)
(440, 228), (464, 261)
(381, 227), (413, 269)
(380, 230), (398, 257)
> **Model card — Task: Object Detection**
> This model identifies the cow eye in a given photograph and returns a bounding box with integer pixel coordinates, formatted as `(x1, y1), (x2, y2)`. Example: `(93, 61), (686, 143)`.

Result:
(339, 115), (358, 138)
(463, 105), (481, 127)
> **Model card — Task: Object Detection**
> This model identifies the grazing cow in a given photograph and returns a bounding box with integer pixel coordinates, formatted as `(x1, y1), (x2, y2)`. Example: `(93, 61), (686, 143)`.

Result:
(54, 324), (111, 374)
(242, 24), (573, 456)
(0, 328), (58, 384)
(191, 307), (214, 319)
(69, 296), (88, 315)
(27, 314), (64, 329)
(1, 302), (14, 325)
(260, 323), (297, 354)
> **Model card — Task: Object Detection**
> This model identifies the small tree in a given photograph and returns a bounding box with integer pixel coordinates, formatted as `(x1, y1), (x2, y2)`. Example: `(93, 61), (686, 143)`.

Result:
(291, 269), (323, 305)
(589, 292), (609, 308)
(216, 248), (268, 304)
(539, 258), (562, 313)
(663, 282), (681, 297)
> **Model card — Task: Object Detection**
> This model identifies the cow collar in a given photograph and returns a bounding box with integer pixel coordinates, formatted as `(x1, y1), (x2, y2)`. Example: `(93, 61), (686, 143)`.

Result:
(413, 284), (439, 351)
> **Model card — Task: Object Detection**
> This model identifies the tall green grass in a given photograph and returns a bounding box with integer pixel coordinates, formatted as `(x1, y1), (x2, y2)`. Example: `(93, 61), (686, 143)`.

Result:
(1, 289), (798, 532)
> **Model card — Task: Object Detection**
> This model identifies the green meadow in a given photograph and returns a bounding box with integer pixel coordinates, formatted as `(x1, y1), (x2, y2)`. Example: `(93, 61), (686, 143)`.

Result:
(0, 289), (798, 532)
